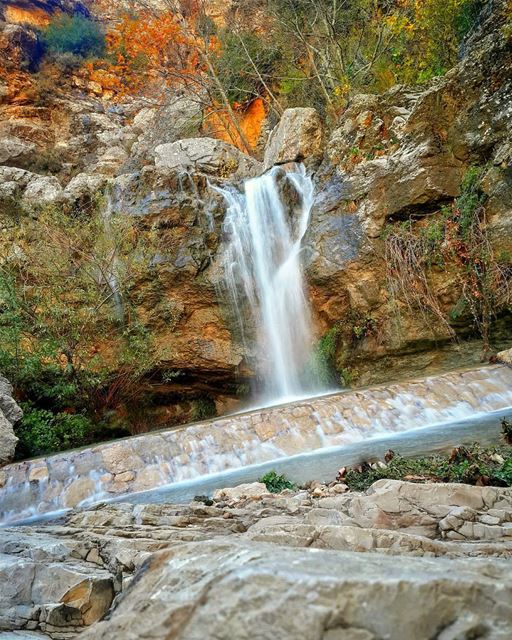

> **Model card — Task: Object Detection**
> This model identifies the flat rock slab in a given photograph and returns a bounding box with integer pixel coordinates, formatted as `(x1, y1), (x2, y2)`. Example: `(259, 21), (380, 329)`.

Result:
(1, 480), (512, 637)
(80, 538), (512, 640)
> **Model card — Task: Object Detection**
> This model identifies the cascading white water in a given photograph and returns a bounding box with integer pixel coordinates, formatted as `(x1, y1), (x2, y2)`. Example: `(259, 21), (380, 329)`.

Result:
(218, 164), (318, 404)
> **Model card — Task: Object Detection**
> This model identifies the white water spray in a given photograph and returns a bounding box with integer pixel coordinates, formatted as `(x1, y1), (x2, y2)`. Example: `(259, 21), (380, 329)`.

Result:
(218, 165), (318, 404)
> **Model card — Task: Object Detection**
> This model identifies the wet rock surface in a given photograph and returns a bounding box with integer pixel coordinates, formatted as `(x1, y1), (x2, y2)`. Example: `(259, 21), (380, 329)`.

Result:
(2, 364), (511, 523)
(1, 479), (512, 638)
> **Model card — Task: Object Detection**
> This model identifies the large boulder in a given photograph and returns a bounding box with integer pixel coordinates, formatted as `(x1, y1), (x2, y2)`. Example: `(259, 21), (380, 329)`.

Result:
(0, 135), (36, 167)
(0, 539), (116, 634)
(80, 538), (512, 640)
(497, 347), (512, 366)
(0, 166), (62, 211)
(0, 375), (22, 466)
(154, 137), (262, 180)
(264, 107), (324, 168)
(131, 95), (203, 161)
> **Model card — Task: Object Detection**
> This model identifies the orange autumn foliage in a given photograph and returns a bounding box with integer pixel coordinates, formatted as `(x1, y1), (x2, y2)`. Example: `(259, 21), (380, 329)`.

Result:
(86, 11), (201, 97)
(206, 97), (266, 152)
(84, 8), (266, 153)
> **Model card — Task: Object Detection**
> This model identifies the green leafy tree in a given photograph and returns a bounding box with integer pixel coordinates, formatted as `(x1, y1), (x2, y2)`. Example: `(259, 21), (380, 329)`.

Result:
(43, 14), (106, 58)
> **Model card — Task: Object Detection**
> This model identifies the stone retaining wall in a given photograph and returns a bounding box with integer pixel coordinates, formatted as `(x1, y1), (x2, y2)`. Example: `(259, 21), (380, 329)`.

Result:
(1, 364), (512, 524)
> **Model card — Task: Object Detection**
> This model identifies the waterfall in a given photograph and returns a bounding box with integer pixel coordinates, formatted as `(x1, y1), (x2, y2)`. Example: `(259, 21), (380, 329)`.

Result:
(218, 164), (318, 404)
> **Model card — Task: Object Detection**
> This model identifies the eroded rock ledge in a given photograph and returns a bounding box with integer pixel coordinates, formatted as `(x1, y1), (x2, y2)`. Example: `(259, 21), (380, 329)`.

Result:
(1, 479), (512, 639)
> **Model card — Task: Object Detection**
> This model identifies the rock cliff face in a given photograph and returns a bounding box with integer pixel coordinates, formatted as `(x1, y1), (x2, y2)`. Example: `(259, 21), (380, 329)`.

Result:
(0, 1), (89, 25)
(0, 376), (22, 466)
(304, 0), (512, 385)
(0, 0), (511, 432)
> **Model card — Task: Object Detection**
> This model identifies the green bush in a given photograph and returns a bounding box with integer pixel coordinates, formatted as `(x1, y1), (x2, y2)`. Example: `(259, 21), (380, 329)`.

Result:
(455, 0), (484, 40)
(42, 15), (105, 59)
(16, 405), (92, 458)
(455, 165), (487, 239)
(259, 470), (296, 493)
(191, 396), (217, 421)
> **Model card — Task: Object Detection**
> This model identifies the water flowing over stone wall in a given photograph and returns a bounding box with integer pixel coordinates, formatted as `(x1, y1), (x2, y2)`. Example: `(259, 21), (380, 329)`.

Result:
(1, 364), (512, 524)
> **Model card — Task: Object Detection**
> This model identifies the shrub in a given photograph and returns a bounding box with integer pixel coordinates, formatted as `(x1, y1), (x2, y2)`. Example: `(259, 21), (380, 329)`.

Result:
(191, 396), (217, 421)
(455, 165), (486, 239)
(455, 0), (485, 40)
(215, 30), (282, 104)
(344, 444), (512, 492)
(16, 405), (92, 458)
(0, 200), (160, 458)
(259, 470), (296, 493)
(42, 15), (105, 59)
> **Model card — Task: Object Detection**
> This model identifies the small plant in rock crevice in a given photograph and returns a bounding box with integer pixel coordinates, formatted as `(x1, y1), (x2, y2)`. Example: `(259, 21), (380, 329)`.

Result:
(191, 396), (217, 421)
(259, 470), (296, 493)
(308, 326), (341, 387)
(351, 313), (378, 341)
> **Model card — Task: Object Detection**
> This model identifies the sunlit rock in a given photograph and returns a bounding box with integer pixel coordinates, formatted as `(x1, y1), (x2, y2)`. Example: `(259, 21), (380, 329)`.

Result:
(264, 107), (324, 168)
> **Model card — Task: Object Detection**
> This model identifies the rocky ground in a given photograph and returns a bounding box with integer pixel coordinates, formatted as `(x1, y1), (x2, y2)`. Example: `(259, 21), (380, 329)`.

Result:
(1, 479), (512, 639)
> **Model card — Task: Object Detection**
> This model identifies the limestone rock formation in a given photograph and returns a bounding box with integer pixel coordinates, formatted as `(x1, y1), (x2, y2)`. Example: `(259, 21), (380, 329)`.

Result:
(154, 137), (263, 180)
(301, 0), (512, 385)
(130, 96), (203, 162)
(0, 1), (89, 24)
(1, 479), (512, 638)
(80, 537), (512, 640)
(0, 0), (511, 429)
(213, 482), (269, 501)
(0, 376), (22, 466)
(264, 107), (324, 168)
(322, 2), (512, 239)
(498, 347), (512, 366)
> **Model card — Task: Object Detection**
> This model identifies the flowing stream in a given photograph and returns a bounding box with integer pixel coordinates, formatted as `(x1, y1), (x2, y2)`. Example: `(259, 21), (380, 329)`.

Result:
(218, 165), (320, 404)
